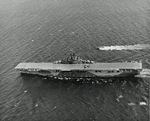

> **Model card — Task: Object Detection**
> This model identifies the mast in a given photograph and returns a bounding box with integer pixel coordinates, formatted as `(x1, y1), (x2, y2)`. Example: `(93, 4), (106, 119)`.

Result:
(67, 50), (79, 64)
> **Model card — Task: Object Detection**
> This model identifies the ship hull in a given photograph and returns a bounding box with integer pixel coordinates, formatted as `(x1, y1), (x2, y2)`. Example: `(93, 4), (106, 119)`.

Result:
(15, 62), (142, 78)
(19, 69), (140, 78)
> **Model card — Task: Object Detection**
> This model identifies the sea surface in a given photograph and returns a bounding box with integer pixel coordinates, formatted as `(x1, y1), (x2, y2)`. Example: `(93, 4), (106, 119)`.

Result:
(0, 0), (150, 121)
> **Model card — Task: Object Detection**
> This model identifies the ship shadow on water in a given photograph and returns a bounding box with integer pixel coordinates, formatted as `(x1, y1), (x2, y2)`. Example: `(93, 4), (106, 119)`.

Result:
(20, 74), (148, 120)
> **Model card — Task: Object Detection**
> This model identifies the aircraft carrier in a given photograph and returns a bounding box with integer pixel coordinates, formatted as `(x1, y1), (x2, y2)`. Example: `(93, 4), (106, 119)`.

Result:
(15, 52), (142, 78)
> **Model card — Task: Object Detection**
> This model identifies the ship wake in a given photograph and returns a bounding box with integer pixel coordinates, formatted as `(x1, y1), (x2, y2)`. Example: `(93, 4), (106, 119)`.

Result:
(97, 44), (150, 50)
(136, 69), (150, 78)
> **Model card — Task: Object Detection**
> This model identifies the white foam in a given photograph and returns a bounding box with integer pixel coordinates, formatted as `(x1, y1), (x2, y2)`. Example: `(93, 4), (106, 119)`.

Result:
(35, 104), (38, 107)
(116, 98), (119, 102)
(97, 44), (150, 50)
(116, 95), (123, 102)
(118, 95), (123, 99)
(128, 103), (136, 106)
(140, 69), (150, 75)
(139, 102), (147, 106)
(136, 69), (150, 78)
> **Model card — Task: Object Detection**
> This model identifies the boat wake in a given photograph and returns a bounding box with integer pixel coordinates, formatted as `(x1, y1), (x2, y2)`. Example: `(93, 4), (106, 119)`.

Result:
(97, 44), (150, 50)
(136, 69), (150, 78)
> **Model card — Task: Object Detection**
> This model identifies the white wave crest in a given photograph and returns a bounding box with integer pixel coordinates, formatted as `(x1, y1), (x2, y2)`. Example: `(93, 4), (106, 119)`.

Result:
(97, 44), (150, 50)
(136, 69), (150, 78)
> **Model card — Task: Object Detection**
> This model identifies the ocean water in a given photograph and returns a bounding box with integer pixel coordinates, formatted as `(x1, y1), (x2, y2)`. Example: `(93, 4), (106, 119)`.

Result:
(0, 0), (150, 120)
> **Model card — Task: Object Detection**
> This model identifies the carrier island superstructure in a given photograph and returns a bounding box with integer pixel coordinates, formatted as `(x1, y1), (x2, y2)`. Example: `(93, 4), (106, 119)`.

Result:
(15, 52), (142, 78)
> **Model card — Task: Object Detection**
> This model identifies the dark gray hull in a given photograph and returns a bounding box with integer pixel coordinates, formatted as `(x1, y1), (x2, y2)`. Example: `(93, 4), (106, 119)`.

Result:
(19, 69), (141, 78)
